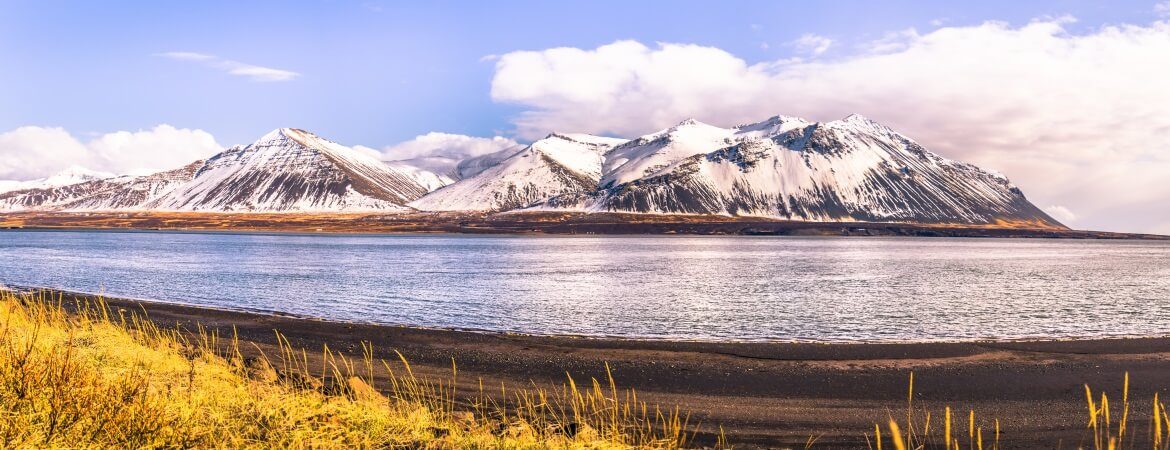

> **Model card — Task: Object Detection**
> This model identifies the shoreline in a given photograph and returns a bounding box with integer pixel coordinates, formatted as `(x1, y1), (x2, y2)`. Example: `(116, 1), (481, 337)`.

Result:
(4, 211), (1166, 239)
(22, 288), (1170, 448)
(10, 285), (1170, 346)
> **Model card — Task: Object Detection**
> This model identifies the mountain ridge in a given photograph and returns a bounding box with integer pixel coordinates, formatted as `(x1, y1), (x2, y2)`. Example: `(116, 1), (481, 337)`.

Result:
(0, 116), (1065, 229)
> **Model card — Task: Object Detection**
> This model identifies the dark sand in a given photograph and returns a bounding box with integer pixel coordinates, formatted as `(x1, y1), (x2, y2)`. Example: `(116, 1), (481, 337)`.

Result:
(43, 291), (1170, 448)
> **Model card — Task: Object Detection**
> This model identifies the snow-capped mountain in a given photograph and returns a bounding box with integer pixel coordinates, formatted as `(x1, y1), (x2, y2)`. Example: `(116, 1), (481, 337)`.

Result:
(0, 128), (441, 212)
(387, 141), (526, 183)
(0, 118), (1063, 228)
(540, 115), (1058, 226)
(148, 128), (431, 211)
(409, 133), (627, 212)
(0, 162), (199, 211)
(0, 166), (113, 194)
(600, 116), (810, 188)
(384, 161), (453, 192)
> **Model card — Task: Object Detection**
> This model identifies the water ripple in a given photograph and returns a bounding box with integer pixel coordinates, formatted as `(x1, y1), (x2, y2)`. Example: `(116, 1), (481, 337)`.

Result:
(2, 231), (1169, 342)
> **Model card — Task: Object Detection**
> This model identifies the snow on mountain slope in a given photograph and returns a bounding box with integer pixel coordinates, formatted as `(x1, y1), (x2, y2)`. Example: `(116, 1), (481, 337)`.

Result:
(0, 166), (113, 194)
(388, 142), (526, 183)
(600, 116), (809, 188)
(453, 146), (527, 179)
(543, 114), (1061, 227)
(0, 118), (1061, 228)
(0, 162), (200, 211)
(151, 128), (430, 212)
(384, 161), (453, 192)
(410, 133), (626, 212)
(41, 166), (114, 187)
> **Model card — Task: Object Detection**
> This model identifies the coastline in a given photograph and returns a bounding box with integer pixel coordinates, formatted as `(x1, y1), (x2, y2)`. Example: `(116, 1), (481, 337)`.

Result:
(10, 284), (1169, 346)
(26, 288), (1168, 448)
(3, 211), (1166, 239)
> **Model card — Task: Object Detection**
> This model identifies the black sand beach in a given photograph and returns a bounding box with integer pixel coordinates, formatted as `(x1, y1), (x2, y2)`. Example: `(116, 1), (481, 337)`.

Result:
(38, 290), (1169, 448)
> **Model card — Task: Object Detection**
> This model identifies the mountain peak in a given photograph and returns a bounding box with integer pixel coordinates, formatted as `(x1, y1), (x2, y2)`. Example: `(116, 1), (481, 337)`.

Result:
(735, 115), (812, 137)
(670, 118), (721, 130)
(42, 165), (112, 186)
(543, 132), (576, 142)
(840, 113), (881, 126)
(256, 128), (291, 143)
(544, 132), (628, 148)
(252, 128), (348, 155)
(256, 127), (314, 144)
(825, 114), (897, 136)
(647, 118), (723, 140)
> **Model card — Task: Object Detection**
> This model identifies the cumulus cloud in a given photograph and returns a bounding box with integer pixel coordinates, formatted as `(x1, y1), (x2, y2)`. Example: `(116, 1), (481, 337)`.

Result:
(0, 127), (91, 181)
(0, 125), (222, 180)
(492, 40), (771, 138)
(379, 132), (521, 176)
(157, 52), (300, 82)
(792, 33), (833, 55)
(488, 20), (1170, 233)
(1044, 205), (1077, 224)
(86, 125), (223, 175)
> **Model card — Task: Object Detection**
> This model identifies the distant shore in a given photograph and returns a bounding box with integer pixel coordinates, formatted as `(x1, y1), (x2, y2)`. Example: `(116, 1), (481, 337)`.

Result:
(3, 211), (1166, 239)
(23, 288), (1167, 448)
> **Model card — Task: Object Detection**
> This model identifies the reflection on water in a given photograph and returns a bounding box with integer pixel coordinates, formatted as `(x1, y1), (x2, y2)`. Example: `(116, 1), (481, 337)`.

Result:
(1, 230), (1168, 342)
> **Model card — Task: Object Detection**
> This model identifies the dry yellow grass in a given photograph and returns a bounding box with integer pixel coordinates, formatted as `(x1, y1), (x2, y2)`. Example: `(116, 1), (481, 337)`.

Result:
(869, 371), (1170, 450)
(7, 287), (1170, 449)
(0, 290), (689, 449)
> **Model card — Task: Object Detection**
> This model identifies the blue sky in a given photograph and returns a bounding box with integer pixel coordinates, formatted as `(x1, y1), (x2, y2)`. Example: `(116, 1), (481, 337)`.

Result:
(1, 0), (1161, 145)
(2, 1), (1170, 233)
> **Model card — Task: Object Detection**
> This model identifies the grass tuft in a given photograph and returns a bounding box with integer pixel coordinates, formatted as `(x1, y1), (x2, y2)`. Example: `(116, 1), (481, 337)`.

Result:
(10, 288), (1170, 449)
(0, 290), (691, 449)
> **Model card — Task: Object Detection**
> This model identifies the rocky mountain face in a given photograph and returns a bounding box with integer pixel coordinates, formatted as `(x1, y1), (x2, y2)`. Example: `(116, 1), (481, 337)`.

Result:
(409, 133), (626, 212)
(146, 128), (431, 212)
(540, 115), (1057, 226)
(0, 128), (434, 212)
(0, 166), (113, 195)
(0, 163), (200, 211)
(0, 117), (1063, 229)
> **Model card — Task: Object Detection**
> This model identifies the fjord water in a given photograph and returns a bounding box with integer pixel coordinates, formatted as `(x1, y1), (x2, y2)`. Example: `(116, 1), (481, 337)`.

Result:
(2, 230), (1168, 342)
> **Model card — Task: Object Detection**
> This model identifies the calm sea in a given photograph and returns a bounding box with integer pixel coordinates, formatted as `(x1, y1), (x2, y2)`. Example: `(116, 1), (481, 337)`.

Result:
(2, 230), (1168, 342)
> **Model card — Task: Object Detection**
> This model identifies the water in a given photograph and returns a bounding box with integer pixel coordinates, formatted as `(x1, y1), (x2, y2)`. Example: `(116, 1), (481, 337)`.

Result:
(1, 230), (1168, 342)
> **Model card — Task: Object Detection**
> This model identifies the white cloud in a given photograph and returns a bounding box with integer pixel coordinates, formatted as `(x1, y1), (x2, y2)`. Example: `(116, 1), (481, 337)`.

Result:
(492, 40), (771, 138)
(1157, 1), (1170, 17)
(157, 52), (300, 82)
(380, 132), (520, 175)
(862, 28), (922, 53)
(0, 125), (222, 180)
(86, 125), (222, 175)
(382, 132), (520, 160)
(792, 33), (833, 55)
(0, 127), (91, 180)
(1044, 205), (1077, 224)
(157, 51), (215, 61)
(222, 65), (299, 82)
(489, 20), (1170, 233)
